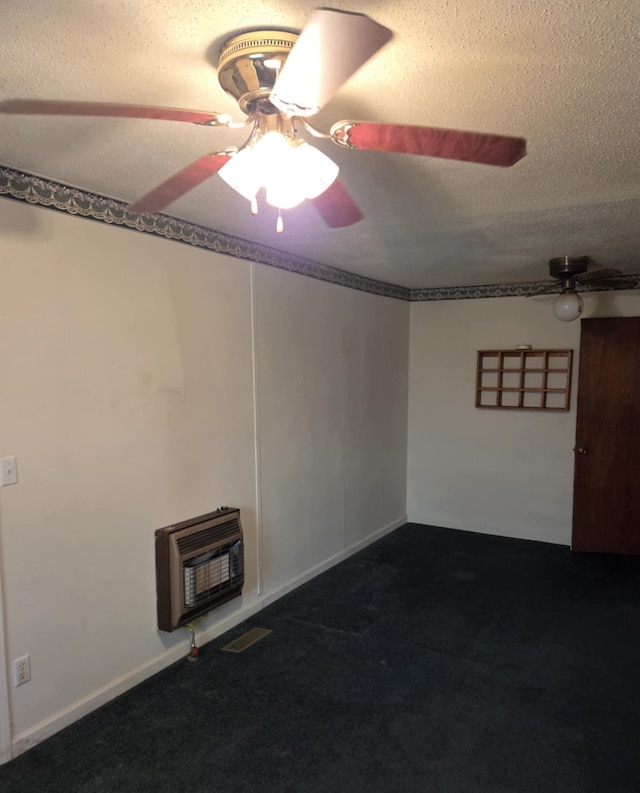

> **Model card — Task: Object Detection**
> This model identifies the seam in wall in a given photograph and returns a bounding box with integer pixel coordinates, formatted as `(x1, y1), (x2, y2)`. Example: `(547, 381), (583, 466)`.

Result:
(250, 263), (264, 596)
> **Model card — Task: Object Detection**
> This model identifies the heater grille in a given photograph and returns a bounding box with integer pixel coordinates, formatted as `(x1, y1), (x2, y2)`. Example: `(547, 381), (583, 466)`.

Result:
(155, 508), (244, 632)
(183, 540), (242, 606)
(177, 518), (241, 555)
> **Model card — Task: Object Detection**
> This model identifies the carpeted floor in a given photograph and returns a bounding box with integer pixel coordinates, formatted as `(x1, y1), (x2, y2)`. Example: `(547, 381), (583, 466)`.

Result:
(2, 523), (640, 792)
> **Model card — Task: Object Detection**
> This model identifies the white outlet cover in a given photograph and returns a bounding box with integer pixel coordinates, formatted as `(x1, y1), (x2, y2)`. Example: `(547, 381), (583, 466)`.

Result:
(13, 655), (31, 687)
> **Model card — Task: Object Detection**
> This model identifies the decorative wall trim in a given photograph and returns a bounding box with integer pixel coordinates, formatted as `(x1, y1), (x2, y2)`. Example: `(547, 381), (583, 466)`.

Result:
(411, 282), (547, 301)
(0, 167), (410, 302)
(2, 167), (638, 302)
(410, 276), (640, 301)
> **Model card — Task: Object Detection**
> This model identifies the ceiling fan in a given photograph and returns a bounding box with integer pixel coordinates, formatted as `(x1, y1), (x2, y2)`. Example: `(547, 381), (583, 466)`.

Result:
(0, 8), (527, 232)
(529, 256), (630, 321)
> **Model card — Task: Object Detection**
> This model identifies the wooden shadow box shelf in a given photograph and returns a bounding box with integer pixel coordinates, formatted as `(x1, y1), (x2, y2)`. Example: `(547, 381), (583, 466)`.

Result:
(476, 349), (573, 411)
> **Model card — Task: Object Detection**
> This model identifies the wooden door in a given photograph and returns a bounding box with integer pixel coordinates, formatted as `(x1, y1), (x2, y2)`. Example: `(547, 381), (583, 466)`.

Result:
(572, 316), (640, 554)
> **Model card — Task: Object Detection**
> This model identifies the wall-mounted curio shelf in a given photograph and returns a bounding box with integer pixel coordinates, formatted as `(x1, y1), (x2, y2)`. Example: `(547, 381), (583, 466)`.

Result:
(475, 349), (573, 411)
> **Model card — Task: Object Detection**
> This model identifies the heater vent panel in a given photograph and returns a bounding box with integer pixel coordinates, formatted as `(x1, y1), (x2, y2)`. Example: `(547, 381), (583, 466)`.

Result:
(155, 507), (244, 632)
(177, 517), (241, 556)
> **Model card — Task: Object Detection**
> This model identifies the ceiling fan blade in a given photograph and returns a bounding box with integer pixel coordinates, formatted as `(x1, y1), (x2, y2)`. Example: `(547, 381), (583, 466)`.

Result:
(583, 278), (638, 289)
(576, 267), (622, 281)
(310, 179), (364, 228)
(128, 153), (232, 214)
(270, 9), (392, 117)
(0, 99), (233, 126)
(333, 121), (527, 166)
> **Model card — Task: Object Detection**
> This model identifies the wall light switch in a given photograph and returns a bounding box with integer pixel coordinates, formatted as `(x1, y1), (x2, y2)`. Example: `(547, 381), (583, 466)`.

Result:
(0, 456), (18, 486)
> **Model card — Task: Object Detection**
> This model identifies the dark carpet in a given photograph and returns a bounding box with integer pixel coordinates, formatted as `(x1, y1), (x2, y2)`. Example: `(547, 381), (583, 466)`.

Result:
(2, 523), (640, 792)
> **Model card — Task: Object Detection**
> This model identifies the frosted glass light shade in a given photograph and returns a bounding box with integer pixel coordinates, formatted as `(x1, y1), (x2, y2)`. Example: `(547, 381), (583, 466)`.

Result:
(553, 291), (583, 322)
(291, 141), (339, 200)
(218, 148), (261, 200)
(218, 132), (339, 209)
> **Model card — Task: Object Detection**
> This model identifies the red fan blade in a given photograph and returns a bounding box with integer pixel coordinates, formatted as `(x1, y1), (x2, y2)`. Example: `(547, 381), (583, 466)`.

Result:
(128, 153), (232, 214)
(333, 121), (527, 166)
(310, 179), (363, 228)
(0, 99), (232, 126)
(271, 9), (392, 117)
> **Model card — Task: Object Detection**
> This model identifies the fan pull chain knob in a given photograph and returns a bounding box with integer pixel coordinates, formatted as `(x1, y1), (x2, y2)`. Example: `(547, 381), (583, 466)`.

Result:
(250, 197), (258, 215)
(276, 211), (284, 233)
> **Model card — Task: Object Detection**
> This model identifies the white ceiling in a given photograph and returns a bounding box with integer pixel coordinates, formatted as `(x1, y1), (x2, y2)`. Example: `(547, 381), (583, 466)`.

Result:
(1, 0), (638, 290)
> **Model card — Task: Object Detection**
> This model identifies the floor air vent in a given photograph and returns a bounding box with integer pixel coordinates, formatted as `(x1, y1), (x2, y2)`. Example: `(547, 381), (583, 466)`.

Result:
(222, 628), (272, 653)
(155, 507), (244, 632)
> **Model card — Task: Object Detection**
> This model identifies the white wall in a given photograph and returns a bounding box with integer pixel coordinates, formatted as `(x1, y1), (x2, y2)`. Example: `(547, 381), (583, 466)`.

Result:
(407, 291), (640, 545)
(0, 198), (409, 755)
(255, 269), (409, 595)
(10, 191), (635, 756)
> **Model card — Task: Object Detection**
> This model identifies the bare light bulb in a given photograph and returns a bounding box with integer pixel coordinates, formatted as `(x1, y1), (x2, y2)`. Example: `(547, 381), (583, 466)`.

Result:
(258, 133), (308, 209)
(553, 291), (583, 322)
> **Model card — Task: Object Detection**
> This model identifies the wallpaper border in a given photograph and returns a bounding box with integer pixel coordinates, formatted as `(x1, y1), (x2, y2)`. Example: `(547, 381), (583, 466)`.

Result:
(0, 167), (409, 301)
(2, 167), (638, 301)
(409, 275), (640, 301)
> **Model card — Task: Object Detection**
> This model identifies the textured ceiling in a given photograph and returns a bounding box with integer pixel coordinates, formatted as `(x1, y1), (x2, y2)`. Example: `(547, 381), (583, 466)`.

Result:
(1, 0), (638, 289)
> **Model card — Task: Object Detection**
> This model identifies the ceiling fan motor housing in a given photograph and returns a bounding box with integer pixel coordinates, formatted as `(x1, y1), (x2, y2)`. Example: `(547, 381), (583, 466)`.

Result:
(549, 256), (590, 280)
(218, 30), (298, 114)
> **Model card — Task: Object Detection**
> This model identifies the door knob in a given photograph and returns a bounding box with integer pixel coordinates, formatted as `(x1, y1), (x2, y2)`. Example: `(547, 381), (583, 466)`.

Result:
(573, 447), (588, 455)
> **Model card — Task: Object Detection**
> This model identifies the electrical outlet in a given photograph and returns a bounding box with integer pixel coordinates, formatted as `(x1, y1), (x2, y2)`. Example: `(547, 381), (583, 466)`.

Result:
(13, 655), (31, 687)
(0, 456), (18, 486)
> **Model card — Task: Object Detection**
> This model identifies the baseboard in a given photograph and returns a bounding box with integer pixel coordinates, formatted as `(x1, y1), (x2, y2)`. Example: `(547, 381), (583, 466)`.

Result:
(0, 583), (11, 766)
(406, 514), (570, 546)
(10, 515), (406, 760)
(10, 595), (264, 759)
(261, 515), (407, 608)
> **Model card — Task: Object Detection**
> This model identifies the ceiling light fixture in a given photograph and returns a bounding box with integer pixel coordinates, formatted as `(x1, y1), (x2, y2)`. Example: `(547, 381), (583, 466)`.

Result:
(528, 258), (614, 322)
(219, 132), (338, 210)
(553, 290), (584, 322)
(218, 108), (339, 232)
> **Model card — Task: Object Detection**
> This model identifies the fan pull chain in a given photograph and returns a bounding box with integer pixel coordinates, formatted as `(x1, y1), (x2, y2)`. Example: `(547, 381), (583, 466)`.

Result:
(250, 197), (258, 215)
(276, 210), (284, 234)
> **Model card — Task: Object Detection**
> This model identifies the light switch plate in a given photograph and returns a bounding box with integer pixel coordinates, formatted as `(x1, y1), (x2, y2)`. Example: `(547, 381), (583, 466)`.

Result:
(0, 457), (18, 486)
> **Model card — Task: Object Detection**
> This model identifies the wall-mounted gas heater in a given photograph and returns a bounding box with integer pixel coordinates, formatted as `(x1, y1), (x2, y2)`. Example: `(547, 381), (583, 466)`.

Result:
(155, 507), (244, 632)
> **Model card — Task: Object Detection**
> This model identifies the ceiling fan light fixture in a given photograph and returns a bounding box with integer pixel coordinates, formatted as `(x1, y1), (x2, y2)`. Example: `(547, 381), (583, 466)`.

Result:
(553, 290), (584, 322)
(219, 131), (339, 211)
(0, 9), (527, 231)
